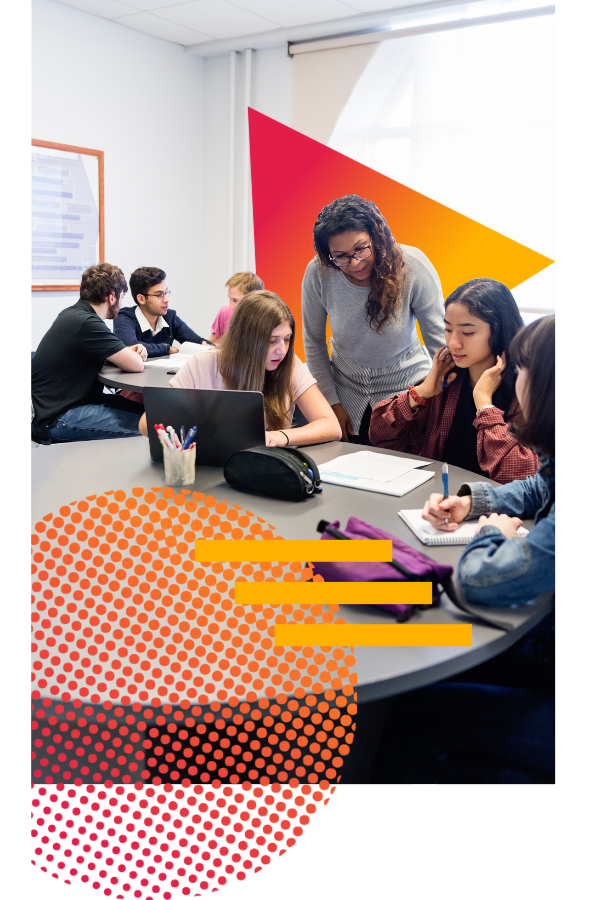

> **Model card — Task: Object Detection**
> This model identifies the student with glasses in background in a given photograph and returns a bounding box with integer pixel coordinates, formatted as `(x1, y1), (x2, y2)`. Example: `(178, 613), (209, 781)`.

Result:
(114, 266), (212, 359)
(114, 266), (213, 403)
(302, 195), (445, 444)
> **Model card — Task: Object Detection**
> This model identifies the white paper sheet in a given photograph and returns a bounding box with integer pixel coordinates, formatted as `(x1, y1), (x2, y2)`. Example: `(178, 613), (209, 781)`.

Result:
(143, 354), (195, 370)
(320, 467), (435, 497)
(178, 341), (215, 355)
(319, 450), (432, 483)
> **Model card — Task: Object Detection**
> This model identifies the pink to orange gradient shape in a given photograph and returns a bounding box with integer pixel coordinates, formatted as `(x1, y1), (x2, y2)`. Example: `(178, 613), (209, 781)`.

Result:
(249, 109), (553, 360)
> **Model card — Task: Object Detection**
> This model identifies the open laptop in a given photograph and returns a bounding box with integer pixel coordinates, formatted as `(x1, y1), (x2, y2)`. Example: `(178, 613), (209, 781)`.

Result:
(144, 386), (265, 467)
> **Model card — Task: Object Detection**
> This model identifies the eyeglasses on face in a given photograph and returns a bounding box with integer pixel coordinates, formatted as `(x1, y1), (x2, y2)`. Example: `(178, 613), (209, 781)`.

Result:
(145, 290), (171, 300)
(329, 244), (373, 267)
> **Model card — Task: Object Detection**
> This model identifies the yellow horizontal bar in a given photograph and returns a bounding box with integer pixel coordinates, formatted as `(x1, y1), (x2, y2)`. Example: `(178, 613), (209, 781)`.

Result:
(235, 582), (432, 604)
(273, 624), (472, 647)
(195, 539), (393, 563)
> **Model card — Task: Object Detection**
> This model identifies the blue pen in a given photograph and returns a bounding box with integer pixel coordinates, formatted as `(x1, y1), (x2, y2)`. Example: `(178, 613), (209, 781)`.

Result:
(442, 462), (449, 526)
(182, 426), (197, 450)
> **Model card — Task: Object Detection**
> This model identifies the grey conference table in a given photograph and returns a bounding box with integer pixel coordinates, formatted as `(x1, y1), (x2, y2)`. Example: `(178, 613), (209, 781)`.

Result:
(32, 434), (553, 703)
(99, 361), (181, 392)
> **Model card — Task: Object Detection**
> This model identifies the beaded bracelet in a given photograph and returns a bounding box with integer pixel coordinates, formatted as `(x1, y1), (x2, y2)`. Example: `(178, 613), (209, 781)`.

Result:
(408, 385), (427, 407)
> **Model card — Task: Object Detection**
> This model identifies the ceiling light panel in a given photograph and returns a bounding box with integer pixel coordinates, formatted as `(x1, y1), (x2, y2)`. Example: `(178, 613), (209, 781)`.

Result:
(119, 0), (197, 10)
(57, 0), (139, 18)
(347, 0), (441, 10)
(114, 11), (213, 43)
(152, 0), (280, 39)
(228, 0), (361, 28)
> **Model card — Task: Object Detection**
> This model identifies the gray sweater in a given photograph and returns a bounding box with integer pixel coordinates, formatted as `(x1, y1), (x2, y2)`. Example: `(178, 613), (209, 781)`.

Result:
(301, 245), (446, 419)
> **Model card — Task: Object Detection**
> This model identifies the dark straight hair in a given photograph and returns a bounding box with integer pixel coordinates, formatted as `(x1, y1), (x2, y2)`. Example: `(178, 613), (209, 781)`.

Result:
(129, 267), (166, 305)
(508, 315), (555, 458)
(445, 278), (524, 395)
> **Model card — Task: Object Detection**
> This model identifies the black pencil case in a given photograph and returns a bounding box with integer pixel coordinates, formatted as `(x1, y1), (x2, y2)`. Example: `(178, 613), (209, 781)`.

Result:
(223, 446), (321, 502)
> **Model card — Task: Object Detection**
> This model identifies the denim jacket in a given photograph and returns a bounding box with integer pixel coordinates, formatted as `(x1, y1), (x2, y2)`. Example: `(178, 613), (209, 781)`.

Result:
(455, 456), (555, 606)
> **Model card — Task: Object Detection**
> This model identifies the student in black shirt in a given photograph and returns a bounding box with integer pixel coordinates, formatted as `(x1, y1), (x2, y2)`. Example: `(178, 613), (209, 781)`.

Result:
(113, 267), (211, 358)
(32, 263), (147, 444)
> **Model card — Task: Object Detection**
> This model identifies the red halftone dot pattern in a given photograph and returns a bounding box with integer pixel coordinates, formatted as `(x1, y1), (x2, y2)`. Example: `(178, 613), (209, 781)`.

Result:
(32, 487), (357, 788)
(32, 781), (334, 896)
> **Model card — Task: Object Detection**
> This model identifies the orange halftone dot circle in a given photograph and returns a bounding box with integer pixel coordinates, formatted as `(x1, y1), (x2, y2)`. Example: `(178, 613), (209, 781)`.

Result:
(32, 487), (357, 790)
(32, 781), (335, 896)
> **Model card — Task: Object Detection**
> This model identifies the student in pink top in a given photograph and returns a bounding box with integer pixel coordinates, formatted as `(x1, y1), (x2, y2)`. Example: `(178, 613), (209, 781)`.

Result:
(209, 271), (264, 342)
(139, 291), (341, 448)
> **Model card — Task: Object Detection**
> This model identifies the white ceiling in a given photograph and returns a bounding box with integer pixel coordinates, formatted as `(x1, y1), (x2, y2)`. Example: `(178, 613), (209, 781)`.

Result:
(53, 0), (453, 50)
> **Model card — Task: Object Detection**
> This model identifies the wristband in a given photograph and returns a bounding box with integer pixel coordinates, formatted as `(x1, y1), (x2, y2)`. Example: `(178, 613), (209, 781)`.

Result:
(476, 404), (495, 417)
(279, 431), (290, 446)
(408, 385), (427, 407)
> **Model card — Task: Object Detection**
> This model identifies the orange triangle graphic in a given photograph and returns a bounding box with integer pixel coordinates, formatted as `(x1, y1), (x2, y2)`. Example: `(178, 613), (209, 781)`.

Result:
(250, 109), (553, 360)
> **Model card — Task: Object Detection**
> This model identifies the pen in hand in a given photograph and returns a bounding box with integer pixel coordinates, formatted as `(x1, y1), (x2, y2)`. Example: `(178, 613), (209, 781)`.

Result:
(442, 462), (449, 526)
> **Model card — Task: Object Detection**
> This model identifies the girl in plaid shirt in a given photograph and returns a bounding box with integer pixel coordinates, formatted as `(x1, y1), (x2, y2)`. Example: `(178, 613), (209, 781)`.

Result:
(369, 279), (538, 483)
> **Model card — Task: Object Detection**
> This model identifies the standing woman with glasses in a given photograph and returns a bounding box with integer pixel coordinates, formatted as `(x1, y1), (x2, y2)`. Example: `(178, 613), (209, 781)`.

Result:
(302, 195), (446, 443)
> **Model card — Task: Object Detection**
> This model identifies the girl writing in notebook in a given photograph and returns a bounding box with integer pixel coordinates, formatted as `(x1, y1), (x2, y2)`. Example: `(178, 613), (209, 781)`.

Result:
(139, 291), (341, 447)
(368, 316), (555, 784)
(369, 279), (538, 483)
(422, 314), (555, 605)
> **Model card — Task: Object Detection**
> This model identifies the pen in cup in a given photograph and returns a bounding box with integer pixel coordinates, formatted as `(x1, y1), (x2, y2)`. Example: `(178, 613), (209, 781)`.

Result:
(442, 462), (449, 526)
(167, 426), (182, 449)
(154, 423), (174, 450)
(182, 426), (197, 450)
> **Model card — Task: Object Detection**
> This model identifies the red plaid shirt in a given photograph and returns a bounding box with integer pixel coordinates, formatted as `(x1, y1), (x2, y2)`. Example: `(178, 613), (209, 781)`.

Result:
(369, 372), (538, 484)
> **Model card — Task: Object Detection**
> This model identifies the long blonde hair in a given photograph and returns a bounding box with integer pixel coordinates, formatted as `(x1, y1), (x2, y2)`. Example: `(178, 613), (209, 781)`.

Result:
(218, 291), (296, 430)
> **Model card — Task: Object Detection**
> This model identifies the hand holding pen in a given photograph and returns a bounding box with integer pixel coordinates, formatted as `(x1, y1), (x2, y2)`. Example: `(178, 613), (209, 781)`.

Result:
(442, 462), (449, 526)
(422, 492), (472, 531)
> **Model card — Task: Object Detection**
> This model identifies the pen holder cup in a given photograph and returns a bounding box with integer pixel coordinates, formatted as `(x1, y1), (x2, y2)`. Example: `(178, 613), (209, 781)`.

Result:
(163, 446), (196, 486)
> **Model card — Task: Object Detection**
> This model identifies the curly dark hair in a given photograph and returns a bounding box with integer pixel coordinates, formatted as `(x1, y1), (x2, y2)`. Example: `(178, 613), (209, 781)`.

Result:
(312, 195), (405, 333)
(445, 278), (524, 396)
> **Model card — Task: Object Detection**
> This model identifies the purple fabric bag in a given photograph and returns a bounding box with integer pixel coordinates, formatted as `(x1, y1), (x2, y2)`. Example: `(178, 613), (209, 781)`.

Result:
(311, 516), (454, 621)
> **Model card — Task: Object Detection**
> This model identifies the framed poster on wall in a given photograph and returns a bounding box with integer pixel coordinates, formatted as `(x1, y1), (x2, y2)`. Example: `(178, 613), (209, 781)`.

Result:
(31, 139), (104, 291)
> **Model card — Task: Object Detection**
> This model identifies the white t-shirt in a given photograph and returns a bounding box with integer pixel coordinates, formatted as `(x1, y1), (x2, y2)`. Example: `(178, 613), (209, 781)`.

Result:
(170, 348), (317, 426)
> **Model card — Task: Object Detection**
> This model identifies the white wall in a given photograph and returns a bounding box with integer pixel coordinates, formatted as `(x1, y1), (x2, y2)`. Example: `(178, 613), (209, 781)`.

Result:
(32, 0), (204, 348)
(200, 46), (293, 319)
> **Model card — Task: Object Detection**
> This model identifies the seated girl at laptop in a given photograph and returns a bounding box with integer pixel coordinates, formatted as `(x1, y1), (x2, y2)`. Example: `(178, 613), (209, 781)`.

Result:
(369, 279), (538, 483)
(139, 291), (341, 446)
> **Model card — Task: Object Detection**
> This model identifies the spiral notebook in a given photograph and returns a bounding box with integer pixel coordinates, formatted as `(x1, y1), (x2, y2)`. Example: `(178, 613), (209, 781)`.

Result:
(398, 508), (529, 546)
